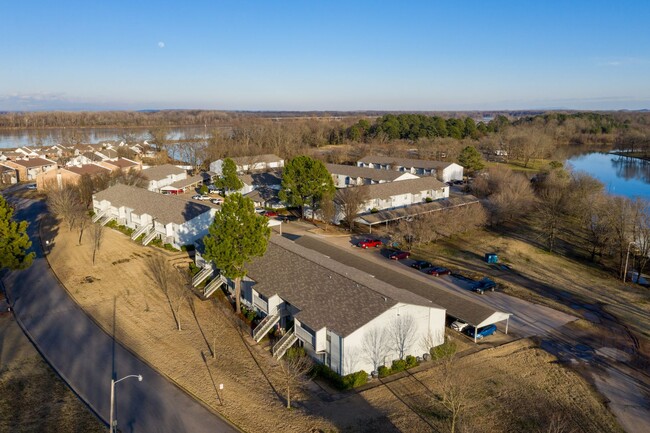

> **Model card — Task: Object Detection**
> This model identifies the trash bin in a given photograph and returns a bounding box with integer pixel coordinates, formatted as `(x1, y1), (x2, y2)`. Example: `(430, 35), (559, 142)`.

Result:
(485, 253), (498, 264)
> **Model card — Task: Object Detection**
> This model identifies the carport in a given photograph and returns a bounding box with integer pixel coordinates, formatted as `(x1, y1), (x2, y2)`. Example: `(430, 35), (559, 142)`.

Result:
(356, 194), (479, 234)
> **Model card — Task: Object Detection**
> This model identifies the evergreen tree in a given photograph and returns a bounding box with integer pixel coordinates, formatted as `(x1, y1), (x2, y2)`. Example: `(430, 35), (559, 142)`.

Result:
(458, 146), (485, 175)
(0, 195), (34, 270)
(203, 193), (270, 314)
(219, 158), (244, 194)
(279, 156), (335, 219)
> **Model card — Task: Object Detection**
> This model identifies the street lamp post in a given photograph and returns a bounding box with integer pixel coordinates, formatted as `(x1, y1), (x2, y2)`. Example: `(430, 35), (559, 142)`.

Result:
(623, 241), (636, 283)
(109, 374), (143, 433)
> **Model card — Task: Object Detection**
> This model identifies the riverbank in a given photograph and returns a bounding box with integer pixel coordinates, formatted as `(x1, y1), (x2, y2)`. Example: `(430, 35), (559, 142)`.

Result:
(610, 151), (650, 161)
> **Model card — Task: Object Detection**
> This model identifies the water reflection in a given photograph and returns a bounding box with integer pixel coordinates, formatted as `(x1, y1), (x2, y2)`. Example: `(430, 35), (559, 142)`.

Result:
(567, 152), (650, 199)
(611, 155), (650, 183)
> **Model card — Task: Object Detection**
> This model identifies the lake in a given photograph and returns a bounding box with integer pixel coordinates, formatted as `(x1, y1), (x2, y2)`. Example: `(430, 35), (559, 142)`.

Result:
(0, 126), (216, 149)
(567, 152), (650, 199)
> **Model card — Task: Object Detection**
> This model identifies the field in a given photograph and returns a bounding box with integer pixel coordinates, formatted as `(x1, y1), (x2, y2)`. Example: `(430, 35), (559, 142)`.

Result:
(0, 308), (104, 433)
(40, 218), (623, 432)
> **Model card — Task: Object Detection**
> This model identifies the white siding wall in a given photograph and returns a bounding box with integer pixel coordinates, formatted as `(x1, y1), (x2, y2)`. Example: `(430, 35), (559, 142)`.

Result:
(177, 208), (218, 247)
(340, 303), (446, 376)
(441, 164), (464, 182)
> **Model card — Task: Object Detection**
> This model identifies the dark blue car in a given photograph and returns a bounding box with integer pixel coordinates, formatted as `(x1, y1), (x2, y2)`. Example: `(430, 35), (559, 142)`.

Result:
(465, 324), (497, 339)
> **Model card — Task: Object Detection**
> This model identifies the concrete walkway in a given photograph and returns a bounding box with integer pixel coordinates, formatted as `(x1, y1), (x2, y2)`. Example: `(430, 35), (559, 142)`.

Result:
(0, 197), (239, 433)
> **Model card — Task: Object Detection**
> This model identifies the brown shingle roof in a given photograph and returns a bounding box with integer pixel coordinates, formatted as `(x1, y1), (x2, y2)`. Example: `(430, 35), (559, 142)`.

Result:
(94, 184), (212, 225)
(10, 157), (56, 168)
(65, 164), (111, 176)
(247, 235), (440, 337)
(169, 174), (204, 189)
(326, 163), (413, 182)
(337, 177), (446, 201)
(105, 158), (138, 169)
(359, 155), (454, 170)
(142, 164), (186, 181)
(238, 171), (282, 186)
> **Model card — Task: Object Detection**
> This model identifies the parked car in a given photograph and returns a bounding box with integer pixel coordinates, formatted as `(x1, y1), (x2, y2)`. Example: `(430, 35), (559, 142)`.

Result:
(192, 195), (211, 201)
(451, 320), (468, 332)
(465, 324), (497, 339)
(211, 198), (224, 205)
(357, 239), (383, 249)
(388, 250), (411, 260)
(472, 277), (497, 294)
(26, 183), (37, 190)
(424, 266), (451, 276)
(263, 211), (278, 218)
(410, 260), (432, 270)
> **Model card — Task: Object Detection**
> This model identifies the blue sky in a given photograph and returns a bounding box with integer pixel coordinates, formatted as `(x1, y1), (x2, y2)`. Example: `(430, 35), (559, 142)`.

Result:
(1, 1), (649, 111)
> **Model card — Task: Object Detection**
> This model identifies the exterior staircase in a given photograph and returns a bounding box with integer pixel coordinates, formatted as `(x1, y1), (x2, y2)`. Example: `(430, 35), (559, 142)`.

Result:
(131, 223), (152, 241)
(99, 214), (115, 226)
(272, 327), (297, 359)
(142, 229), (158, 246)
(202, 274), (227, 298)
(91, 209), (106, 223)
(252, 313), (280, 342)
(192, 266), (214, 287)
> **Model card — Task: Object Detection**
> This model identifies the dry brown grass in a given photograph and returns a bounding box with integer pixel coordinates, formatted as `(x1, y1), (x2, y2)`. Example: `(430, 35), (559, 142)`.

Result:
(0, 314), (104, 433)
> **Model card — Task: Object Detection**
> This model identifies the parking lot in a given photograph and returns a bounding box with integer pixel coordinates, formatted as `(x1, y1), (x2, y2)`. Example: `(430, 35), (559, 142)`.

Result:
(286, 229), (578, 341)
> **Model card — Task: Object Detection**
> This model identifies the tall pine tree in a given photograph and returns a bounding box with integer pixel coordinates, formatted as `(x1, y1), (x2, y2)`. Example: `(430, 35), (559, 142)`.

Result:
(0, 195), (34, 270)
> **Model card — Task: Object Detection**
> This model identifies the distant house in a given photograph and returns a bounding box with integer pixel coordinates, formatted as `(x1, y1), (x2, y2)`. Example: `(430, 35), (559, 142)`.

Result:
(0, 157), (57, 182)
(210, 154), (284, 175)
(334, 177), (449, 222)
(36, 163), (111, 190)
(236, 171), (283, 207)
(357, 156), (464, 183)
(160, 174), (204, 195)
(326, 163), (419, 188)
(97, 157), (141, 172)
(93, 184), (217, 249)
(0, 165), (17, 185)
(226, 235), (447, 375)
(141, 164), (188, 192)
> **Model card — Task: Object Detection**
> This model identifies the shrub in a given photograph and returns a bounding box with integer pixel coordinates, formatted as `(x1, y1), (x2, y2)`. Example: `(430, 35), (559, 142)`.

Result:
(377, 365), (390, 378)
(106, 220), (118, 229)
(199, 185), (209, 195)
(341, 370), (368, 389)
(181, 244), (195, 252)
(425, 197), (433, 203)
(430, 337), (458, 361)
(370, 207), (379, 213)
(240, 305), (257, 322)
(189, 262), (200, 276)
(405, 355), (418, 368)
(163, 243), (179, 252)
(391, 359), (407, 373)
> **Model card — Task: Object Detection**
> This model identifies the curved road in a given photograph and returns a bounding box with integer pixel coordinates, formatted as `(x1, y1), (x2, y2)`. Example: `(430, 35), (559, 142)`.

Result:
(1, 196), (239, 433)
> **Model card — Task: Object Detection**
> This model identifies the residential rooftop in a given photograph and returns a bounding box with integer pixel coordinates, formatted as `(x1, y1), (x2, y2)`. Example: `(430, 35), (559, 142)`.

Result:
(238, 171), (282, 186)
(65, 164), (111, 176)
(94, 184), (212, 225)
(247, 235), (440, 337)
(337, 176), (447, 201)
(7, 157), (56, 168)
(232, 154), (283, 165)
(326, 163), (414, 182)
(359, 155), (455, 170)
(142, 164), (187, 181)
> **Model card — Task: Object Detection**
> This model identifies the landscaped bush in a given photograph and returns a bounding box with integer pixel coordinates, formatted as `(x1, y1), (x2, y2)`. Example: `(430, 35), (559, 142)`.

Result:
(405, 355), (419, 368)
(430, 337), (458, 361)
(377, 365), (390, 378)
(181, 244), (195, 252)
(425, 197), (433, 203)
(370, 207), (379, 213)
(341, 370), (368, 389)
(189, 262), (200, 276)
(199, 185), (209, 195)
(391, 359), (407, 373)
(106, 220), (118, 229)
(240, 305), (257, 322)
(312, 364), (368, 390)
(163, 243), (179, 252)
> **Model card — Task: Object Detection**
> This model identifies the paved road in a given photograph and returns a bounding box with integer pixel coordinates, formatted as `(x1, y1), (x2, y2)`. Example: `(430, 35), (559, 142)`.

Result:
(1, 196), (239, 433)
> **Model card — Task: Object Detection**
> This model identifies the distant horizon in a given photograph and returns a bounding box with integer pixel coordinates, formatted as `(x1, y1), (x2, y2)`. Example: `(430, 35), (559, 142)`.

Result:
(2, 1), (649, 112)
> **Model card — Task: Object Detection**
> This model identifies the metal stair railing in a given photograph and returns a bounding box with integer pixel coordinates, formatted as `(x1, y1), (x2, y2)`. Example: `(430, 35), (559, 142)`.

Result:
(203, 274), (227, 298)
(131, 223), (152, 240)
(99, 214), (115, 226)
(252, 313), (281, 342)
(92, 209), (106, 223)
(192, 266), (214, 287)
(142, 229), (158, 246)
(272, 327), (297, 359)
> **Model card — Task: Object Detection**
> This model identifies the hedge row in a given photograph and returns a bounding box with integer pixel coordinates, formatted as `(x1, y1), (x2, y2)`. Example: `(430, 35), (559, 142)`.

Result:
(312, 364), (368, 390)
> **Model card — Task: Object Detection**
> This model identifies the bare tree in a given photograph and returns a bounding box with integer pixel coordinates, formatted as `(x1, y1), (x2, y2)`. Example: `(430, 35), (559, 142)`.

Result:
(318, 191), (336, 230)
(145, 255), (188, 331)
(46, 183), (84, 230)
(389, 314), (417, 360)
(362, 327), (390, 372)
(279, 347), (313, 409)
(632, 199), (650, 282)
(91, 223), (104, 265)
(334, 186), (369, 230)
(148, 127), (170, 153)
(76, 212), (90, 245)
(438, 358), (472, 433)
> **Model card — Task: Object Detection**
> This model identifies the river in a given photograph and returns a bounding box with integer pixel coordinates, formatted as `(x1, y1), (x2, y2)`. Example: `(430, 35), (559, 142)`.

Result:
(567, 152), (650, 199)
